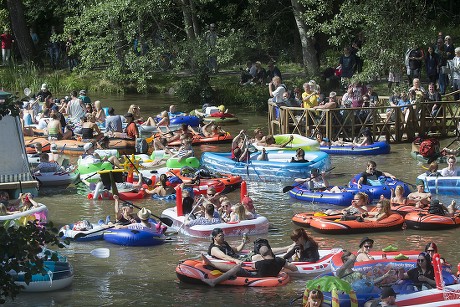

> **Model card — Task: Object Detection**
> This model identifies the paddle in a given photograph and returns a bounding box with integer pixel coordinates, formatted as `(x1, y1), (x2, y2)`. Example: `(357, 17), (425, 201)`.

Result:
(73, 225), (115, 240)
(171, 195), (205, 235)
(72, 248), (111, 258)
(74, 168), (107, 185)
(119, 198), (173, 227)
(124, 154), (152, 185)
(282, 167), (336, 193)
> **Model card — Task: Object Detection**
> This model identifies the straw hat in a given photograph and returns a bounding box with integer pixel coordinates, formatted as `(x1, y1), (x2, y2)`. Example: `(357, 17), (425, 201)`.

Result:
(137, 207), (151, 220)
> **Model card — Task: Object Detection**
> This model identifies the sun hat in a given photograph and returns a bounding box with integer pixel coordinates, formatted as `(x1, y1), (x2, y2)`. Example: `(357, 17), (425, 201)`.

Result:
(50, 144), (58, 153)
(41, 83), (48, 90)
(137, 207), (151, 220)
(359, 237), (374, 248)
(380, 286), (396, 299)
(83, 142), (93, 152)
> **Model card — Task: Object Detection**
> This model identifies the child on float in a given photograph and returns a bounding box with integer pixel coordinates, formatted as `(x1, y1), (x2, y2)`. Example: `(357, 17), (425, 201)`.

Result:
(390, 185), (407, 205)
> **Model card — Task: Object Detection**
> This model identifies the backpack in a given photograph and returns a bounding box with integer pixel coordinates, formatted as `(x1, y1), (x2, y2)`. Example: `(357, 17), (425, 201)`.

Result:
(253, 238), (271, 255)
(429, 204), (445, 216)
(419, 138), (440, 158)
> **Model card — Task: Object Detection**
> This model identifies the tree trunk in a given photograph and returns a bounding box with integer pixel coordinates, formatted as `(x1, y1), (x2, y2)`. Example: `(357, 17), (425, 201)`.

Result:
(291, 0), (319, 76)
(6, 0), (42, 66)
(189, 0), (200, 37)
(180, 0), (196, 40)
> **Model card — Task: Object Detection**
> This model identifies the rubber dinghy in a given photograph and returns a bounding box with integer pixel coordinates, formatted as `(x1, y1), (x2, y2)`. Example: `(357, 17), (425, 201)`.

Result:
(176, 260), (289, 287)
(201, 150), (331, 181)
(251, 134), (319, 152)
(416, 172), (460, 195)
(288, 185), (364, 205)
(320, 141), (390, 155)
(348, 174), (411, 199)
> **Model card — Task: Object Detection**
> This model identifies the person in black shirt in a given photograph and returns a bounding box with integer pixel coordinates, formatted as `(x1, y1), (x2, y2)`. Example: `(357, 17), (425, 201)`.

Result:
(357, 160), (396, 189)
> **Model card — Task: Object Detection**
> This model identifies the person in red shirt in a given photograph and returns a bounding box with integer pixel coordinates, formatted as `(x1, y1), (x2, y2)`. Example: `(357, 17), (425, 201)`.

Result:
(0, 29), (14, 65)
(124, 113), (139, 139)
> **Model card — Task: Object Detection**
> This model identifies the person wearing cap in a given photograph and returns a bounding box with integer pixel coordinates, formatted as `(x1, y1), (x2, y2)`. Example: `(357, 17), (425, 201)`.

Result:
(207, 227), (249, 264)
(200, 244), (297, 287)
(78, 89), (91, 105)
(356, 237), (375, 262)
(37, 83), (52, 103)
(241, 196), (256, 218)
(302, 82), (319, 108)
(364, 286), (397, 307)
(115, 206), (166, 233)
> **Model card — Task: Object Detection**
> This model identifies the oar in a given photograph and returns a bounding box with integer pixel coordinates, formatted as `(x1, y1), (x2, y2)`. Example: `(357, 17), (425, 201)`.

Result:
(72, 248), (111, 258)
(119, 198), (173, 227)
(73, 225), (115, 240)
(171, 195), (205, 235)
(74, 168), (107, 185)
(124, 154), (152, 185)
(282, 167), (336, 193)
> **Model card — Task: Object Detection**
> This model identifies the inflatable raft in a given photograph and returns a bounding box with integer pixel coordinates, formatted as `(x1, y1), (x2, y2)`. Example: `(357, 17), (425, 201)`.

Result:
(25, 137), (51, 154)
(201, 150), (331, 181)
(161, 207), (269, 238)
(103, 227), (166, 246)
(404, 210), (460, 230)
(176, 259), (289, 287)
(59, 221), (105, 241)
(0, 203), (48, 226)
(166, 132), (233, 146)
(309, 213), (404, 234)
(288, 185), (363, 205)
(34, 169), (79, 187)
(191, 108), (239, 125)
(410, 150), (449, 164)
(12, 249), (73, 292)
(252, 134), (319, 152)
(320, 141), (390, 155)
(168, 168), (243, 193)
(416, 172), (460, 195)
(348, 174), (411, 199)
(292, 212), (348, 228)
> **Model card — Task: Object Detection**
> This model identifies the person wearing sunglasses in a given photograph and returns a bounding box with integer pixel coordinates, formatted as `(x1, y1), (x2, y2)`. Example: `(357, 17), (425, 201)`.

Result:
(356, 237), (375, 262)
(398, 252), (436, 290)
(337, 251), (393, 285)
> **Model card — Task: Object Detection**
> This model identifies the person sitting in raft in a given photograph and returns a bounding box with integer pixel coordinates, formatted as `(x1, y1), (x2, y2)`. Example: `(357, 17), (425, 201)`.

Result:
(363, 199), (391, 222)
(241, 196), (256, 219)
(325, 192), (369, 217)
(363, 286), (397, 307)
(123, 112), (139, 139)
(353, 128), (374, 147)
(290, 148), (309, 163)
(232, 130), (250, 162)
(272, 228), (320, 263)
(200, 245), (298, 287)
(424, 242), (451, 270)
(304, 289), (325, 307)
(441, 155), (460, 176)
(185, 203), (221, 227)
(294, 168), (329, 191)
(355, 237), (376, 262)
(16, 193), (41, 211)
(33, 153), (65, 173)
(80, 113), (104, 142)
(314, 132), (331, 147)
(0, 203), (21, 215)
(207, 227), (249, 264)
(428, 199), (457, 217)
(255, 134), (294, 148)
(0, 191), (23, 211)
(115, 207), (166, 234)
(144, 174), (175, 197)
(442, 146), (460, 156)
(127, 104), (143, 124)
(200, 122), (226, 137)
(337, 251), (394, 285)
(425, 161), (440, 177)
(398, 252), (436, 290)
(218, 200), (233, 222)
(252, 127), (265, 143)
(390, 185), (407, 205)
(407, 183), (431, 207)
(111, 195), (138, 225)
(172, 134), (194, 163)
(81, 142), (122, 168)
(229, 203), (249, 223)
(357, 160), (396, 189)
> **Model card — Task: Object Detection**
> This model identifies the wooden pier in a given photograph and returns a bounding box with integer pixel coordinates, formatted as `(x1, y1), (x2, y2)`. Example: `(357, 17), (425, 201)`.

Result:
(268, 98), (459, 143)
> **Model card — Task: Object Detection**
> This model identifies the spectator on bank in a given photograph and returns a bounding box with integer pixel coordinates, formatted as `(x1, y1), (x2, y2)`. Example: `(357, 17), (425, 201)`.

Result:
(252, 61), (266, 85)
(30, 27), (39, 47)
(302, 83), (319, 108)
(204, 23), (218, 74)
(426, 83), (443, 117)
(425, 46), (439, 84)
(0, 28), (14, 65)
(435, 38), (448, 95)
(405, 46), (424, 84)
(339, 47), (356, 89)
(268, 76), (286, 103)
(48, 26), (60, 69)
(451, 47), (460, 101)
(313, 92), (338, 109)
(267, 61), (282, 82)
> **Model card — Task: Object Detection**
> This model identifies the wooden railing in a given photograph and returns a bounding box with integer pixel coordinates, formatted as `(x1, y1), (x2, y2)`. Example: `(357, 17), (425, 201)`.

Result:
(268, 100), (459, 143)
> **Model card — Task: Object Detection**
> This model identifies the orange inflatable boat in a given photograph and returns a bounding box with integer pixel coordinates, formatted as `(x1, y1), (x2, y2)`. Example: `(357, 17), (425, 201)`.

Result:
(168, 168), (242, 193)
(176, 259), (290, 287)
(404, 211), (460, 230)
(309, 213), (404, 234)
(25, 137), (51, 154)
(292, 212), (343, 228)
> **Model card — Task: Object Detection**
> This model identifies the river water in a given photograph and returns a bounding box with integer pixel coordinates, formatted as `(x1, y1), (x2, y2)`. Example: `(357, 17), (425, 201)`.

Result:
(9, 94), (460, 306)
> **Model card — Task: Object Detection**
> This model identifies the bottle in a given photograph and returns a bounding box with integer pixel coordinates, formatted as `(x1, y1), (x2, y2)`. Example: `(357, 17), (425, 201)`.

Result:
(242, 233), (249, 243)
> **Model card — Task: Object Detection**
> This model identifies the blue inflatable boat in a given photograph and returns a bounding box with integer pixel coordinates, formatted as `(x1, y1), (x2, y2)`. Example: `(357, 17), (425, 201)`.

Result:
(348, 174), (411, 199)
(289, 185), (365, 206)
(103, 227), (166, 246)
(416, 172), (460, 195)
(320, 141), (390, 155)
(201, 150), (331, 181)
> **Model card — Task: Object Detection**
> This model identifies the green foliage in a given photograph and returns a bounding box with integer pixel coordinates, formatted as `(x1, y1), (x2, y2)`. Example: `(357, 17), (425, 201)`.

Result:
(0, 221), (64, 303)
(0, 94), (20, 119)
(215, 84), (268, 112)
(175, 69), (215, 105)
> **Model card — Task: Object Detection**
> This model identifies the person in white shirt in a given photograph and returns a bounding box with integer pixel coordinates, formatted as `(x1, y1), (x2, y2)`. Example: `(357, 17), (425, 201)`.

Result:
(440, 155), (459, 176)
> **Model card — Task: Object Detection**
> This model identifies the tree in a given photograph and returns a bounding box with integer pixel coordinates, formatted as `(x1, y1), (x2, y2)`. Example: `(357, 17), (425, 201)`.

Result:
(0, 220), (64, 304)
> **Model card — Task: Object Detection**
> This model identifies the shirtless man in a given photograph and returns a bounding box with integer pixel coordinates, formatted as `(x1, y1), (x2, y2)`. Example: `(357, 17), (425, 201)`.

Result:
(407, 184), (431, 207)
